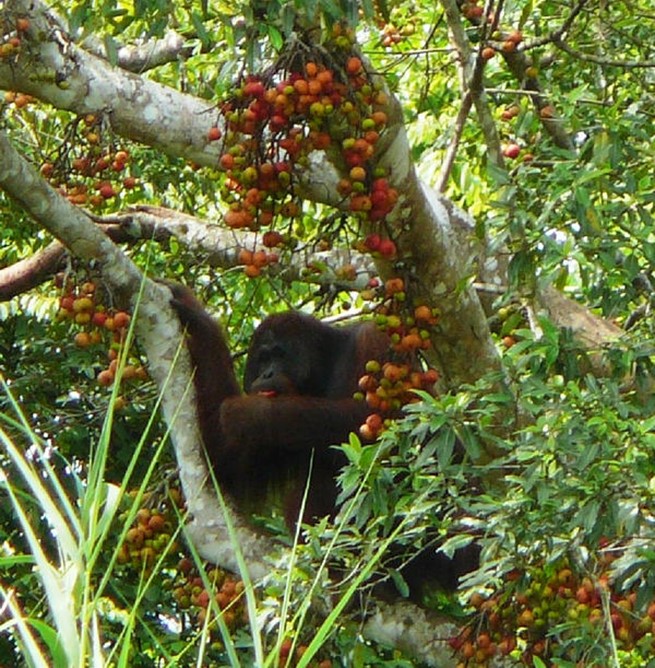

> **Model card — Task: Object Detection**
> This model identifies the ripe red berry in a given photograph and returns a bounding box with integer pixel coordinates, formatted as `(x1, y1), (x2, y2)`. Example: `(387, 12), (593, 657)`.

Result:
(98, 183), (115, 199)
(262, 230), (284, 247)
(378, 238), (397, 258)
(113, 311), (130, 329)
(97, 369), (114, 386)
(346, 56), (363, 75)
(503, 143), (521, 159)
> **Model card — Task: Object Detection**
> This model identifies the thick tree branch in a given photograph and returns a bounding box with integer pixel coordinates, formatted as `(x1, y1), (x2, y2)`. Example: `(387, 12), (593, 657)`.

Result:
(83, 31), (193, 72)
(0, 206), (377, 301)
(0, 241), (66, 300)
(537, 286), (622, 354)
(1, 0), (220, 166)
(42, 2), (192, 72)
(105, 206), (377, 288)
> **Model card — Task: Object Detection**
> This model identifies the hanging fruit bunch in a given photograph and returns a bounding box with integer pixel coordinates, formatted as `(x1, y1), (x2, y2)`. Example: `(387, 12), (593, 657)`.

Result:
(357, 277), (441, 440)
(40, 114), (140, 209)
(451, 552), (655, 666)
(209, 25), (440, 438)
(208, 25), (398, 266)
(55, 272), (147, 408)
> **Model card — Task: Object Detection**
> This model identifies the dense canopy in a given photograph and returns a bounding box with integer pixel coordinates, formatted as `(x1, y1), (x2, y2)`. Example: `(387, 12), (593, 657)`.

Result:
(1, 0), (654, 666)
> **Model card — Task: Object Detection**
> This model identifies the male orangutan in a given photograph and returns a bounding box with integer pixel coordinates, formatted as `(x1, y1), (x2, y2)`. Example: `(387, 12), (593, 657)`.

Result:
(170, 284), (479, 594)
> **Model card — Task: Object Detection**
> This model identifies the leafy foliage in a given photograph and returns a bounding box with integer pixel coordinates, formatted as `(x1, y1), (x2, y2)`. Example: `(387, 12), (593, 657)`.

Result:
(2, 0), (655, 665)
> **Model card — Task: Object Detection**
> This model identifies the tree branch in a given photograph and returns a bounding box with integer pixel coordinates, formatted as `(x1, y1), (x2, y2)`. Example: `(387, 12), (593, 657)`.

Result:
(0, 200), (624, 379)
(0, 0), (220, 166)
(553, 38), (655, 69)
(438, 0), (504, 187)
(0, 206), (378, 301)
(83, 31), (193, 72)
(0, 241), (66, 301)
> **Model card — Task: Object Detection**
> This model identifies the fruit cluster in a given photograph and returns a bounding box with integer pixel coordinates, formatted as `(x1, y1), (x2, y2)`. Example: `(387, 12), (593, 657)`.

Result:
(172, 564), (333, 666)
(212, 28), (399, 261)
(0, 16), (29, 58)
(358, 232), (397, 260)
(116, 487), (184, 572)
(3, 90), (35, 109)
(500, 104), (521, 122)
(40, 115), (139, 208)
(461, 0), (485, 22)
(55, 274), (147, 397)
(172, 559), (246, 631)
(278, 637), (332, 668)
(459, 0), (525, 56)
(462, 12), (551, 164)
(480, 28), (524, 61)
(355, 278), (440, 439)
(237, 246), (280, 278)
(357, 364), (439, 441)
(378, 22), (404, 48)
(376, 280), (439, 352)
(498, 103), (529, 162)
(210, 28), (441, 441)
(452, 557), (655, 666)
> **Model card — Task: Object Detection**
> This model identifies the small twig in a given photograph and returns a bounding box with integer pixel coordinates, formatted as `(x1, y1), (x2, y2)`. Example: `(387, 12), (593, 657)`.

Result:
(553, 38), (655, 68)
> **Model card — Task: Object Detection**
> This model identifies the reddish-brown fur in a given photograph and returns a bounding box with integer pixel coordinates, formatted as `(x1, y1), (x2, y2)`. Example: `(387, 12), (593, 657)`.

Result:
(170, 283), (389, 526)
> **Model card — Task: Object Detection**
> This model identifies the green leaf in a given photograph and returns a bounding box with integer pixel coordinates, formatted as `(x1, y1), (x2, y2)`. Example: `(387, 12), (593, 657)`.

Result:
(440, 533), (474, 558)
(190, 12), (211, 48)
(519, 0), (533, 28)
(27, 618), (69, 668)
(574, 500), (599, 532)
(103, 36), (118, 66)
(390, 569), (410, 597)
(267, 25), (284, 50)
(487, 161), (511, 186)
(436, 430), (456, 469)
